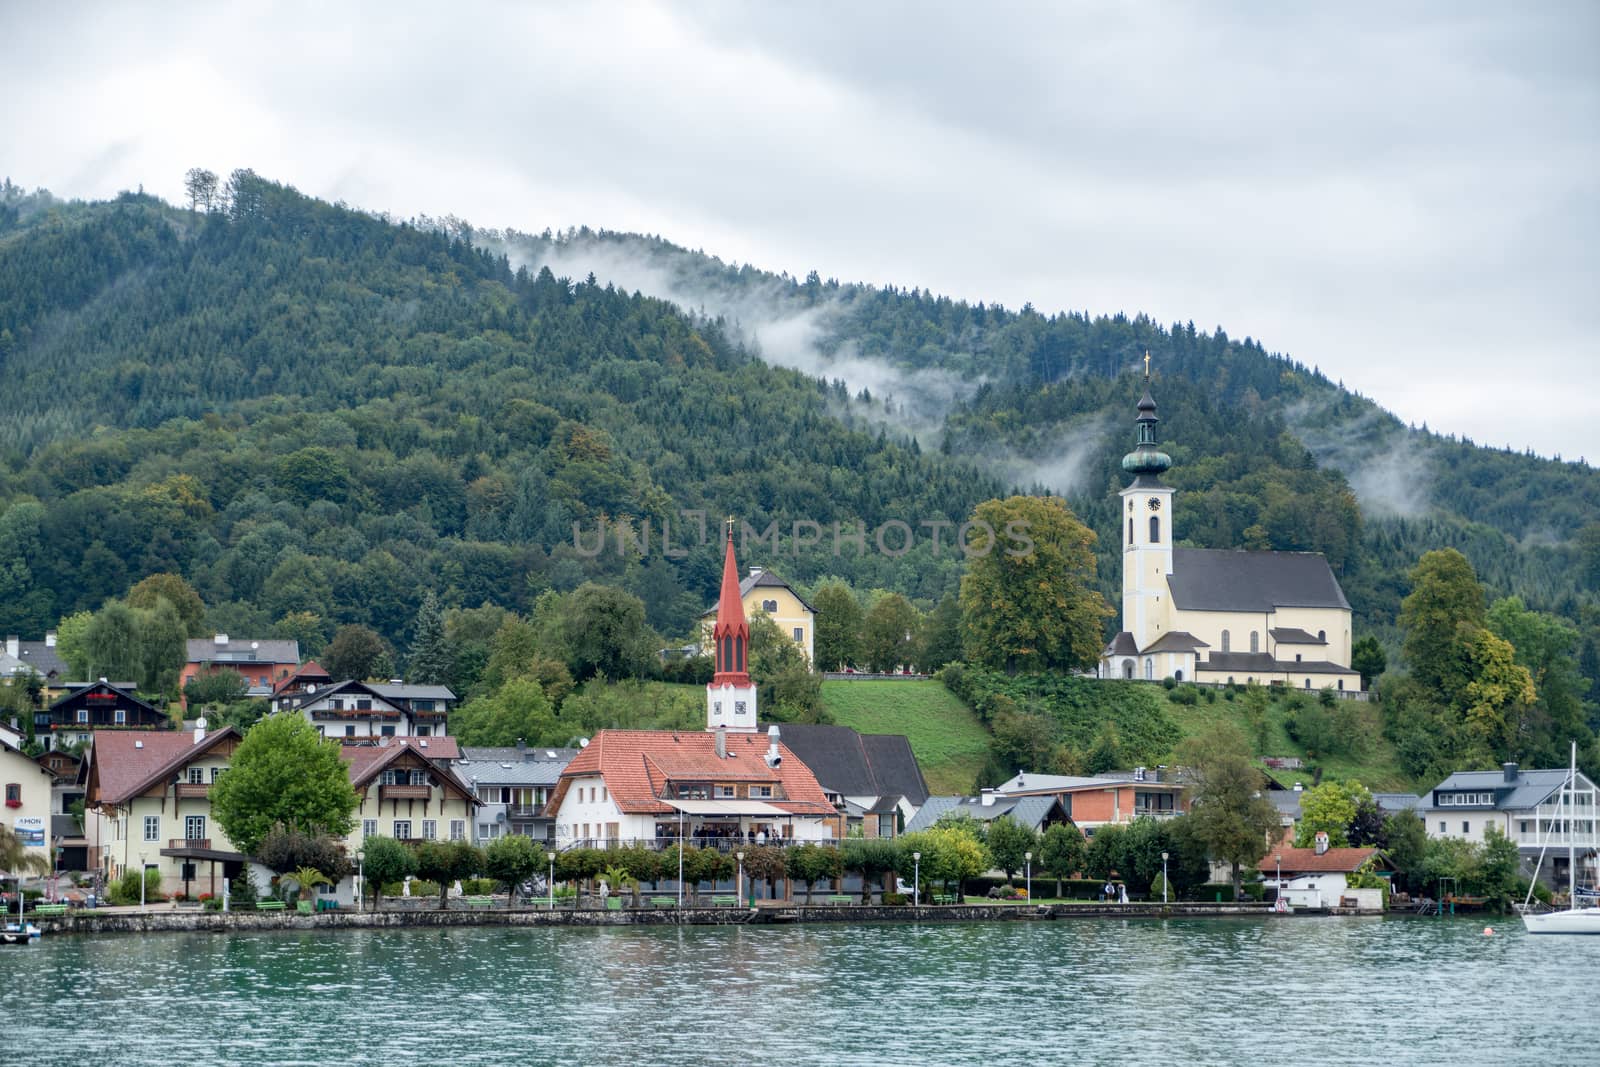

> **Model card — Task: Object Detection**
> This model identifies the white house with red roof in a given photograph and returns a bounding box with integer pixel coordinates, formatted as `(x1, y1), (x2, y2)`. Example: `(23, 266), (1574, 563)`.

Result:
(547, 527), (842, 849)
(1260, 831), (1391, 911)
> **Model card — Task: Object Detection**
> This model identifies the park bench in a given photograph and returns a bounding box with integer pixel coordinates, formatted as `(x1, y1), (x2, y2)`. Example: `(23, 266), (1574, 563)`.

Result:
(256, 900), (286, 911)
(649, 896), (677, 908)
(711, 895), (738, 907)
(32, 903), (68, 916)
(933, 894), (957, 905)
(825, 895), (853, 905)
(463, 896), (494, 910)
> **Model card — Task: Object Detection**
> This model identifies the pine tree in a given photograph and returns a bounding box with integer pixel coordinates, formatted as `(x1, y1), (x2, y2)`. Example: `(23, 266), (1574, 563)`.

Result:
(406, 591), (452, 685)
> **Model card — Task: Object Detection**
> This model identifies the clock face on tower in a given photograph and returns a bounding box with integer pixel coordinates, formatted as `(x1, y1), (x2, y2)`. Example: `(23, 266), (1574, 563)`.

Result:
(1147, 497), (1162, 511)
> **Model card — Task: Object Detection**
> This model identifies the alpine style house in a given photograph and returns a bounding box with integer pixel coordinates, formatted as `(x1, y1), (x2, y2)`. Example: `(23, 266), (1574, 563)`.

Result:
(1099, 359), (1361, 693)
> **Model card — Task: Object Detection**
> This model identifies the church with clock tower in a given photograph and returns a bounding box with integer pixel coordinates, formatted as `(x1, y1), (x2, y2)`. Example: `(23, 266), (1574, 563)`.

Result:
(1099, 362), (1362, 693)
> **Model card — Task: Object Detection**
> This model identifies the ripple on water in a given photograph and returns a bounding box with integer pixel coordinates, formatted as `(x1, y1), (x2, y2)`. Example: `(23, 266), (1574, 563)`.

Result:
(4, 919), (1598, 1066)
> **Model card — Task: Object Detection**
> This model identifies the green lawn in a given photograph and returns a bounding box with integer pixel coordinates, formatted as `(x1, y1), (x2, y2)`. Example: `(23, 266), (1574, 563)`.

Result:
(821, 679), (991, 794)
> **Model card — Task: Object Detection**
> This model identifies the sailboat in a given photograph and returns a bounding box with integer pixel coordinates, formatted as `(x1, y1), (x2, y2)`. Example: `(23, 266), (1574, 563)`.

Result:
(1520, 742), (1600, 934)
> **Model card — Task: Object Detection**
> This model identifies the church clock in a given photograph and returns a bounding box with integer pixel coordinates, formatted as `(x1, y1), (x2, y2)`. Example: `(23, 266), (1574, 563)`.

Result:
(1147, 497), (1162, 511)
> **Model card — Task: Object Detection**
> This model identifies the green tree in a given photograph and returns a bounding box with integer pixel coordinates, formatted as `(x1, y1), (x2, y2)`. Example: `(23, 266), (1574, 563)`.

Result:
(83, 602), (143, 684)
(413, 839), (484, 910)
(841, 838), (902, 903)
(1351, 635), (1387, 690)
(785, 843), (843, 903)
(860, 593), (922, 673)
(1378, 810), (1429, 893)
(1399, 548), (1486, 702)
(1459, 628), (1537, 756)
(54, 611), (93, 679)
(1039, 822), (1086, 896)
(450, 678), (560, 747)
(1178, 723), (1280, 899)
(359, 836), (415, 909)
(1478, 824), (1522, 909)
(1239, 681), (1271, 752)
(985, 815), (1039, 883)
(254, 823), (353, 880)
(406, 591), (453, 685)
(1487, 596), (1590, 766)
(1294, 780), (1375, 848)
(126, 573), (208, 637)
(484, 834), (541, 903)
(559, 583), (658, 681)
(920, 593), (964, 673)
(959, 495), (1110, 674)
(184, 669), (248, 709)
(323, 624), (393, 682)
(811, 580), (863, 672)
(211, 713), (359, 857)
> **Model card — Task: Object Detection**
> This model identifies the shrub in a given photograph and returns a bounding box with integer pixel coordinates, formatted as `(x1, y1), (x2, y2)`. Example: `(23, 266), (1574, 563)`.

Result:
(1168, 685), (1199, 706)
(882, 892), (909, 906)
(107, 868), (164, 905)
(1162, 676), (1177, 690)
(229, 872), (260, 909)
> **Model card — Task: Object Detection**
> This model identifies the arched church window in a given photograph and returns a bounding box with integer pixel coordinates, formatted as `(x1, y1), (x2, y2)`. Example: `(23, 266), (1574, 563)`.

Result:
(1122, 659), (1134, 680)
(1221, 630), (1231, 653)
(734, 635), (745, 671)
(1303, 678), (1311, 689)
(1128, 518), (1134, 545)
(1250, 631), (1259, 653)
(1149, 516), (1160, 543)
(1174, 670), (1183, 681)
(1337, 679), (1344, 691)
(1144, 658), (1153, 680)
(1227, 676), (1235, 685)
(1318, 629), (1326, 642)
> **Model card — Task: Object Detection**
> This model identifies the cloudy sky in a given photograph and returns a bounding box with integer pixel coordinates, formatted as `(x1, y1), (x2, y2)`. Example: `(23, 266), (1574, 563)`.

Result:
(4, 1), (1596, 461)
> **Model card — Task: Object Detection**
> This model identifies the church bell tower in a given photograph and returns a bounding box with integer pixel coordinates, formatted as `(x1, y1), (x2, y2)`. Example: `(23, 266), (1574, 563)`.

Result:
(707, 519), (758, 733)
(1119, 354), (1175, 649)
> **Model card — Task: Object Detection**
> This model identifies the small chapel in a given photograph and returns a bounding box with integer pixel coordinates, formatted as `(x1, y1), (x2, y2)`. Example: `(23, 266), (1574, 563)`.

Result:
(1098, 362), (1362, 693)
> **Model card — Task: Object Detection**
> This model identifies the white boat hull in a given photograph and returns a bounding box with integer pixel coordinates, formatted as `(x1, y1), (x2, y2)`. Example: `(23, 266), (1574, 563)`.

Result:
(1520, 907), (1600, 934)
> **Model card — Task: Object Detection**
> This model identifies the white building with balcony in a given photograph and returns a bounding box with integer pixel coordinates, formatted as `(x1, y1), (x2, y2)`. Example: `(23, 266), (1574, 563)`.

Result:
(1420, 761), (1598, 890)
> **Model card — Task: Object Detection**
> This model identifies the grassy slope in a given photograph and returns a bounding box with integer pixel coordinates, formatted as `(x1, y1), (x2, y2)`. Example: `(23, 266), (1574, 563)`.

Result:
(819, 680), (992, 795)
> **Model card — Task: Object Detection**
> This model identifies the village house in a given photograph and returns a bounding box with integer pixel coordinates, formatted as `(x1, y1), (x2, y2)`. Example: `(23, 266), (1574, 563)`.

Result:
(1418, 761), (1598, 890)
(340, 737), (477, 901)
(271, 679), (456, 739)
(453, 743), (578, 846)
(178, 635), (300, 705)
(903, 792), (1071, 835)
(549, 528), (840, 847)
(1098, 364), (1361, 693)
(701, 564), (815, 664)
(1261, 831), (1391, 911)
(82, 724), (247, 899)
(774, 723), (929, 838)
(991, 768), (1188, 833)
(37, 680), (166, 752)
(2, 737), (55, 865)
(3, 632), (68, 685)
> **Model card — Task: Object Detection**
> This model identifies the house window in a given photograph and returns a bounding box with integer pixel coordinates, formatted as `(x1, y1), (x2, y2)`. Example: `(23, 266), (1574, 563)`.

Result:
(1303, 679), (1311, 689)
(380, 725), (395, 737)
(715, 785), (736, 799)
(752, 785), (773, 799)
(450, 820), (465, 841)
(77, 710), (89, 724)
(114, 709), (126, 724)
(1227, 676), (1235, 685)
(345, 725), (355, 737)
(363, 820), (377, 838)
(1221, 630), (1230, 653)
(356, 699), (372, 711)
(409, 770), (429, 786)
(793, 627), (804, 642)
(1128, 518), (1134, 545)
(330, 699), (343, 711)
(878, 814), (896, 837)
(1318, 630), (1326, 642)
(1439, 821), (1446, 833)
(185, 815), (206, 841)
(416, 726), (431, 737)
(1250, 632), (1259, 653)
(762, 599), (778, 613)
(1337, 680), (1344, 691)
(1122, 660), (1134, 680)
(211, 767), (223, 782)
(188, 767), (205, 784)
(600, 786), (607, 802)
(1295, 654), (1303, 662)
(144, 815), (160, 842)
(422, 820), (437, 840)
(1150, 516), (1160, 543)
(1520, 821), (1530, 834)
(1144, 658), (1153, 680)
(1462, 821), (1470, 834)
(1174, 670), (1183, 681)
(393, 820), (412, 839)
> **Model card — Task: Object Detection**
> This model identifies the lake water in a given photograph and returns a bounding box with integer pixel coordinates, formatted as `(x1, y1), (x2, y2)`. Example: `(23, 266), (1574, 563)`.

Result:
(5, 916), (1596, 1066)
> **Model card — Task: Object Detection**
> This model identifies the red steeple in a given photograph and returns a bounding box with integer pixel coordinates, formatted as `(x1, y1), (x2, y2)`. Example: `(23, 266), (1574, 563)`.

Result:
(710, 520), (750, 686)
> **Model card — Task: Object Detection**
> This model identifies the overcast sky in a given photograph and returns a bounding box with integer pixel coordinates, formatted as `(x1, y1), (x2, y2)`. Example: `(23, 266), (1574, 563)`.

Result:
(4, 1), (1596, 462)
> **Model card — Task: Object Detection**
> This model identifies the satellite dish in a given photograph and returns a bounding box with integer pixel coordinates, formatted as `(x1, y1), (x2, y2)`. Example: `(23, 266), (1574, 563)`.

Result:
(578, 738), (590, 749)
(196, 716), (208, 730)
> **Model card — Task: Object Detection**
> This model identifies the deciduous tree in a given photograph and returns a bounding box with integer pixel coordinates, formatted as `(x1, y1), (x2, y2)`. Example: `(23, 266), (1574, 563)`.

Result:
(211, 713), (359, 857)
(1178, 723), (1280, 899)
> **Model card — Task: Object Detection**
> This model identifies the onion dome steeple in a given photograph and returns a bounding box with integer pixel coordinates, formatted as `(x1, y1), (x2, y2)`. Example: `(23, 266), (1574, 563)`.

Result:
(1121, 351), (1172, 481)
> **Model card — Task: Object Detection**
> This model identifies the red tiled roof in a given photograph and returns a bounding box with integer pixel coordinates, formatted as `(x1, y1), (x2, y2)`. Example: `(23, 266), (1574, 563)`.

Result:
(88, 727), (239, 805)
(554, 730), (837, 816)
(274, 660), (334, 694)
(339, 736), (473, 800)
(1262, 844), (1381, 874)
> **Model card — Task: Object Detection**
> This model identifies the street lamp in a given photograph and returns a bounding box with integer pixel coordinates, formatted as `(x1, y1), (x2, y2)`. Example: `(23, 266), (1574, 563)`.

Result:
(1275, 853), (1282, 903)
(1161, 851), (1169, 907)
(356, 852), (364, 914)
(139, 852), (147, 913)
(912, 851), (921, 907)
(677, 809), (685, 909)
(736, 851), (745, 908)
(1024, 851), (1032, 902)
(547, 851), (556, 911)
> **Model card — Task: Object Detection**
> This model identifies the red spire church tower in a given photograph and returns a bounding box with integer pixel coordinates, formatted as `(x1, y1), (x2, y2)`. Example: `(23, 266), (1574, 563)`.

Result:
(708, 519), (758, 732)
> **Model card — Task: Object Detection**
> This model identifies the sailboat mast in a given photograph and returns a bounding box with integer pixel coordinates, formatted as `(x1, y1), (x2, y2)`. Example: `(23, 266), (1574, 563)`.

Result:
(1569, 741), (1577, 910)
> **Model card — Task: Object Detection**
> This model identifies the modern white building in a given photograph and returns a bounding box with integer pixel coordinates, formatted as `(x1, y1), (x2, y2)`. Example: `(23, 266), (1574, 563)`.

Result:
(1420, 761), (1598, 889)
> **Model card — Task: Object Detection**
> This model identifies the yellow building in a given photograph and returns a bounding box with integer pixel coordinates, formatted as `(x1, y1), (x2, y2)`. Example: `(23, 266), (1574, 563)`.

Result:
(2, 738), (55, 865)
(701, 565), (815, 664)
(1099, 368), (1360, 694)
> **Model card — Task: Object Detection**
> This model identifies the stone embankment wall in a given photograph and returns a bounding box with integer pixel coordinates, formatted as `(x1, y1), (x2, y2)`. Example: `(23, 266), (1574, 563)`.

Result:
(40, 900), (1270, 936)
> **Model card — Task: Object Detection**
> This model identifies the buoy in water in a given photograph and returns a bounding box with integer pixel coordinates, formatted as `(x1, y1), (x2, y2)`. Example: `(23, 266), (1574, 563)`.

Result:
(1483, 926), (1495, 936)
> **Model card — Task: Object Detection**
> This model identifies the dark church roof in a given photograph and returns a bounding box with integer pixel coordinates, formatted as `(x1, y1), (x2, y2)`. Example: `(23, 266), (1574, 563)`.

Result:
(1104, 631), (1139, 656)
(1203, 652), (1357, 675)
(1168, 548), (1350, 613)
(1270, 627), (1327, 645)
(1142, 631), (1210, 653)
(772, 723), (929, 805)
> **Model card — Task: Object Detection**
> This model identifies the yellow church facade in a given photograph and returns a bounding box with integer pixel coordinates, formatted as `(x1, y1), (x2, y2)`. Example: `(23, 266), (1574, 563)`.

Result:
(1099, 370), (1361, 694)
(701, 566), (815, 664)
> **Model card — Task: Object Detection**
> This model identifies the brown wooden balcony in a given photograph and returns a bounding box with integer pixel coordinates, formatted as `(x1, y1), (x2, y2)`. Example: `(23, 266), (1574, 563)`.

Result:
(176, 782), (211, 798)
(380, 784), (432, 801)
(169, 838), (211, 850)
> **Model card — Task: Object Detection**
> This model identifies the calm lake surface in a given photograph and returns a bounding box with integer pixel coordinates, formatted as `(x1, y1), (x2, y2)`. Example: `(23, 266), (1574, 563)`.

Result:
(6, 916), (1596, 1066)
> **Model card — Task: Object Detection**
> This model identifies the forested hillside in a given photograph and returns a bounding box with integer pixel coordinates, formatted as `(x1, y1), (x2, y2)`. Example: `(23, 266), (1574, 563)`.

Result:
(0, 175), (1595, 716)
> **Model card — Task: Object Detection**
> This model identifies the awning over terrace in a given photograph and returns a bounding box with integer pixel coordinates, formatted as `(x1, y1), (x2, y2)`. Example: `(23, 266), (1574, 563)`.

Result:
(663, 799), (793, 818)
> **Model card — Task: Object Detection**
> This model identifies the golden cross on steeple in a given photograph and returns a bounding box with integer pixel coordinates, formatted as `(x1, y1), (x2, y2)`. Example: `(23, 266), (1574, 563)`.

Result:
(725, 515), (736, 542)
(1143, 350), (1151, 378)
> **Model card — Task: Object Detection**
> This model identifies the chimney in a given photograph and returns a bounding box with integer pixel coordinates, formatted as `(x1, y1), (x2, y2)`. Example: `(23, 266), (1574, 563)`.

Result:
(214, 633), (229, 646)
(45, 630), (57, 648)
(1314, 831), (1329, 856)
(715, 727), (727, 760)
(193, 717), (207, 745)
(749, 566), (764, 579)
(764, 724), (781, 768)
(1134, 766), (1146, 782)
(980, 789), (996, 807)
(1292, 782), (1303, 792)
(5, 635), (17, 658)
(1503, 762), (1518, 784)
